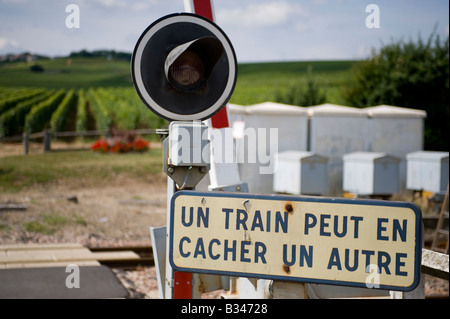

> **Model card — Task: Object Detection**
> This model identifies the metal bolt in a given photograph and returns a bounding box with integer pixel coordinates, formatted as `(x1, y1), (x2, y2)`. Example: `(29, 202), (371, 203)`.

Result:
(167, 167), (175, 174)
(285, 202), (294, 214)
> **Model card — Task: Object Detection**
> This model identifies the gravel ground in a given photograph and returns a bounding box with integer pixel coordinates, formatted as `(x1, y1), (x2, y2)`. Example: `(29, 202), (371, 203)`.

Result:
(0, 170), (447, 299)
(0, 174), (166, 298)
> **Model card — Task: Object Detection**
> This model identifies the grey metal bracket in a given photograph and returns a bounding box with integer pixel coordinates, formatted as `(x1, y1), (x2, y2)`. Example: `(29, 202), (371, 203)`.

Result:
(162, 133), (210, 190)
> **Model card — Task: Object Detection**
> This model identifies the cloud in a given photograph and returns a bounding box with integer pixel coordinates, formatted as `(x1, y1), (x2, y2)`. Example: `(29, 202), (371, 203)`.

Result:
(1, 0), (29, 3)
(86, 0), (159, 11)
(217, 1), (306, 28)
(130, 0), (158, 11)
(94, 0), (126, 8)
(76, 0), (127, 10)
(0, 37), (21, 52)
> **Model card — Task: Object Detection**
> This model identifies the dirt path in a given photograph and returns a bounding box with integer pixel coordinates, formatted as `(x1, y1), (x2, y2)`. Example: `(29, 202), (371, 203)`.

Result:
(0, 174), (167, 246)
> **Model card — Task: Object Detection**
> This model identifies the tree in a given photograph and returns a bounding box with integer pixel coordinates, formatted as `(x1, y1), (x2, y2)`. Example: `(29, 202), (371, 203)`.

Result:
(29, 64), (44, 72)
(344, 31), (449, 151)
(275, 65), (326, 106)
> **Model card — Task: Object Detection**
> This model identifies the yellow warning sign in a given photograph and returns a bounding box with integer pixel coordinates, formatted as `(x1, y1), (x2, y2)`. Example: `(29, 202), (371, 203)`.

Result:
(169, 191), (421, 291)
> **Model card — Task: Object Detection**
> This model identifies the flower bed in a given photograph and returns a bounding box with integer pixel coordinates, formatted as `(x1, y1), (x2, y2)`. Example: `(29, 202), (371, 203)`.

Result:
(91, 136), (150, 154)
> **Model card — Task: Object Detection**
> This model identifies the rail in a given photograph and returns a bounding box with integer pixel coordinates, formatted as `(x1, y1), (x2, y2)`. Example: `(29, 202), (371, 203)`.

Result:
(90, 245), (154, 269)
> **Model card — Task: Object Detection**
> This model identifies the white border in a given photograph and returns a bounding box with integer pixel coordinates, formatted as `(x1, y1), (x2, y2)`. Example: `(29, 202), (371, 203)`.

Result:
(133, 14), (236, 121)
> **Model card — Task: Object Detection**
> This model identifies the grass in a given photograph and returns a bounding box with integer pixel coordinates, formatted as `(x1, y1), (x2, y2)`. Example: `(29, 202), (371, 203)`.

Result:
(0, 148), (163, 192)
(22, 213), (69, 235)
(23, 221), (52, 234)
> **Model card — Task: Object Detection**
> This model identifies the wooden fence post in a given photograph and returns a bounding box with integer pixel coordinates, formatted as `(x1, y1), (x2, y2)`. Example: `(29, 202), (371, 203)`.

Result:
(22, 132), (29, 155)
(43, 129), (51, 152)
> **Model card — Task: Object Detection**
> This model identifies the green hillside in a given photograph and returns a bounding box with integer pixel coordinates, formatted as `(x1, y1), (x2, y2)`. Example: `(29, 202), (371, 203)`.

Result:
(0, 58), (356, 105)
(0, 57), (132, 89)
(232, 60), (355, 105)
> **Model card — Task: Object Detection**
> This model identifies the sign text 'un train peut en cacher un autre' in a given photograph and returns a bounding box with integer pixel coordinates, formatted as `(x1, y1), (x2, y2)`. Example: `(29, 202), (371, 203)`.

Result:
(169, 191), (422, 292)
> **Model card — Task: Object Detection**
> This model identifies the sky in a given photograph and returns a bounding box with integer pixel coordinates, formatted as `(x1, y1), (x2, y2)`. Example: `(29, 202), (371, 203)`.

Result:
(0, 0), (449, 63)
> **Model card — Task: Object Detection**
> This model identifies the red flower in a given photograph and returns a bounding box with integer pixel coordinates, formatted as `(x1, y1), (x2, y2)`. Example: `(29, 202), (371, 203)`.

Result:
(91, 139), (109, 153)
(132, 137), (150, 152)
(110, 141), (121, 153)
(91, 136), (150, 154)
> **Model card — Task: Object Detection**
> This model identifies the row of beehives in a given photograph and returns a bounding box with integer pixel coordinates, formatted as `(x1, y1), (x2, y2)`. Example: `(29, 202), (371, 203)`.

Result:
(273, 150), (449, 196)
(227, 102), (447, 196)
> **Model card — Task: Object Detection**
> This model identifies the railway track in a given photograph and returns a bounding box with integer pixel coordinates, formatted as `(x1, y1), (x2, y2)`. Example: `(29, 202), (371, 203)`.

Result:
(89, 245), (154, 269)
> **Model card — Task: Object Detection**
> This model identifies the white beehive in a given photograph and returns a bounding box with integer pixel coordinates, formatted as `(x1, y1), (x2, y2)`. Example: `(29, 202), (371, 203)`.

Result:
(273, 151), (328, 195)
(406, 151), (449, 193)
(307, 104), (367, 158)
(343, 152), (400, 196)
(229, 103), (308, 194)
(364, 105), (427, 158)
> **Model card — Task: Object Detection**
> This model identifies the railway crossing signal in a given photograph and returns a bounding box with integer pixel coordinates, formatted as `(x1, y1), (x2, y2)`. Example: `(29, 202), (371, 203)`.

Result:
(131, 13), (237, 122)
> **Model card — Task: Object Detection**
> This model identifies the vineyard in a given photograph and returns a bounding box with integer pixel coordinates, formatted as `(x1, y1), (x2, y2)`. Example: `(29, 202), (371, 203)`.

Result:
(0, 58), (356, 140)
(0, 86), (167, 138)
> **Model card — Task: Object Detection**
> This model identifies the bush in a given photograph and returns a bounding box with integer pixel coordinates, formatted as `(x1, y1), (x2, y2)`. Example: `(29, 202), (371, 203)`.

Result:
(76, 89), (88, 132)
(30, 64), (44, 73)
(50, 89), (77, 132)
(344, 31), (449, 151)
(0, 90), (55, 137)
(25, 90), (66, 133)
(275, 65), (326, 106)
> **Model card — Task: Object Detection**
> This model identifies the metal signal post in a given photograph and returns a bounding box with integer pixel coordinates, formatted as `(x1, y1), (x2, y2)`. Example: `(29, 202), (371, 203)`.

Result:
(132, 7), (237, 299)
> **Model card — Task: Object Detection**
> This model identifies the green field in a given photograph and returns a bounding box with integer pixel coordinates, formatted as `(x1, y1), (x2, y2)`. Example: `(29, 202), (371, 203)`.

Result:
(0, 58), (132, 89)
(233, 60), (355, 105)
(0, 57), (356, 105)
